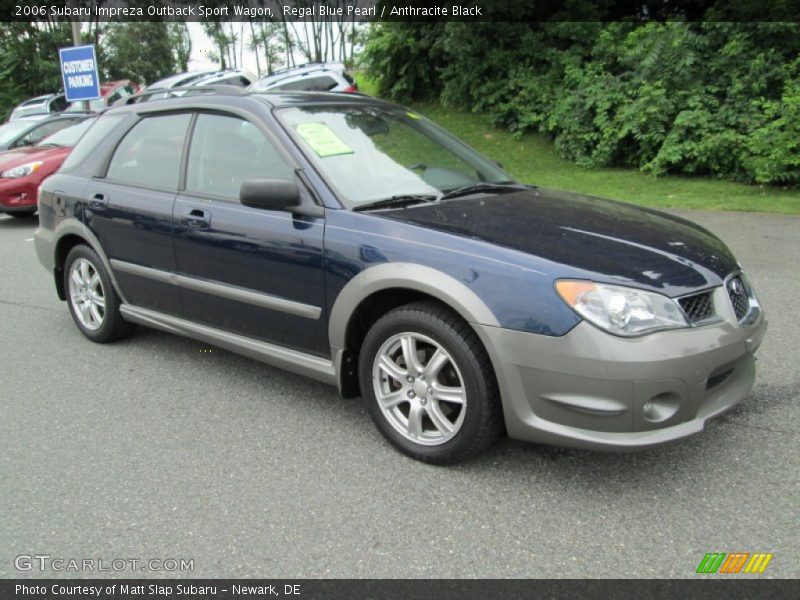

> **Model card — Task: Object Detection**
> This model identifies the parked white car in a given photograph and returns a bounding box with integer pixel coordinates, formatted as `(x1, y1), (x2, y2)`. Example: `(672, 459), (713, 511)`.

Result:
(249, 63), (358, 93)
(8, 94), (71, 121)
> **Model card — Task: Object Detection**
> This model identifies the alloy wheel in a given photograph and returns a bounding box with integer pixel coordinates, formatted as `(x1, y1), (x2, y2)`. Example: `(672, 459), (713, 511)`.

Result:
(68, 258), (105, 331)
(372, 332), (467, 446)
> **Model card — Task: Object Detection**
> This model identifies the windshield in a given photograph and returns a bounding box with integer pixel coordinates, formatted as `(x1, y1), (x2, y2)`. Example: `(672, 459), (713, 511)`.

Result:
(276, 105), (513, 207)
(37, 118), (94, 147)
(0, 121), (34, 144)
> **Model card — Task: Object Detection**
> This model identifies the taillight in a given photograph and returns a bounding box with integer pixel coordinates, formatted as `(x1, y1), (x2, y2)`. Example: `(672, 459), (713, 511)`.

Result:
(343, 84), (357, 93)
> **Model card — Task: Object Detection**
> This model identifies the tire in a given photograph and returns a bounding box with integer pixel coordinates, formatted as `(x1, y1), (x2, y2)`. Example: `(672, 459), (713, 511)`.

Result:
(63, 245), (135, 343)
(359, 300), (504, 464)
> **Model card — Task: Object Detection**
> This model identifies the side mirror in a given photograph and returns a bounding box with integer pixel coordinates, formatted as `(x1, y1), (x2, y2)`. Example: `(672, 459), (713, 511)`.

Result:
(492, 159), (504, 169)
(240, 178), (301, 211)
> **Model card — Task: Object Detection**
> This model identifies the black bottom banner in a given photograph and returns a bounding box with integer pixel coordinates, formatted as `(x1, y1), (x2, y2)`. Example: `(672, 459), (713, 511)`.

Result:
(4, 579), (799, 600)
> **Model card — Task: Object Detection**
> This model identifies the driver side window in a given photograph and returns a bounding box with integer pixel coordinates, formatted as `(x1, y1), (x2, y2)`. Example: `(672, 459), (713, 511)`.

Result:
(185, 113), (294, 201)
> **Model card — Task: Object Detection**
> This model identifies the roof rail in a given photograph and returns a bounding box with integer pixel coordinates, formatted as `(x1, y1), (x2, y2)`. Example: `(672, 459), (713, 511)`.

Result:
(122, 85), (248, 105)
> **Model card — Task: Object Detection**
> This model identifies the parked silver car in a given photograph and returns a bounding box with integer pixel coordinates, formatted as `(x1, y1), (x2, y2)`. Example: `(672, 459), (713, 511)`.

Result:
(189, 69), (256, 88)
(249, 63), (358, 93)
(0, 114), (88, 151)
(145, 70), (218, 92)
(135, 70), (255, 104)
(8, 94), (71, 121)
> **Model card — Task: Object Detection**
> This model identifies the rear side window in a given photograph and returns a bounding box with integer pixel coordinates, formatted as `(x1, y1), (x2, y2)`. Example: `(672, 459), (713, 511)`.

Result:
(50, 96), (69, 112)
(185, 113), (293, 200)
(275, 76), (338, 92)
(61, 114), (126, 171)
(106, 113), (191, 190)
(219, 76), (250, 87)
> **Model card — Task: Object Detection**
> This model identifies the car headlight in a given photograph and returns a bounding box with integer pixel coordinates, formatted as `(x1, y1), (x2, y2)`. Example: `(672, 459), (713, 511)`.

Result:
(1, 161), (43, 179)
(555, 280), (688, 337)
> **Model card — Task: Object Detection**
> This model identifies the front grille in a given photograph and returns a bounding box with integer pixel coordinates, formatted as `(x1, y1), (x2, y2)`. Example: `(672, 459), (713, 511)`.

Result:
(678, 291), (714, 323)
(726, 276), (750, 321)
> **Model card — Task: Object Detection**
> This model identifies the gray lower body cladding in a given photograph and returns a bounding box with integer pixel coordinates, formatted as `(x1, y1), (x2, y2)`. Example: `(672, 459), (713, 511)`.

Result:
(475, 315), (767, 450)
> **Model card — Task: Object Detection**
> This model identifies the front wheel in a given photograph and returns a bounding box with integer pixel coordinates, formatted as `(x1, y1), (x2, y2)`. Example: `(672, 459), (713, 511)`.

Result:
(64, 245), (135, 343)
(359, 301), (503, 464)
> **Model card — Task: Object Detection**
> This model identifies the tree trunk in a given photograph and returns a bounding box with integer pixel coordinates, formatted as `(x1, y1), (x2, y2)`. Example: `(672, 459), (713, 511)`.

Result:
(250, 22), (261, 77)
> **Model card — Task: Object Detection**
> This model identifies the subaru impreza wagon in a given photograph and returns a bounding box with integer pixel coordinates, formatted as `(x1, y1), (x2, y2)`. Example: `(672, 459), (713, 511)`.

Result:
(34, 87), (767, 463)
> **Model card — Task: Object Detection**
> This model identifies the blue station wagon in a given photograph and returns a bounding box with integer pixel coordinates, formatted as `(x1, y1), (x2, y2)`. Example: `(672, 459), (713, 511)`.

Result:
(34, 87), (767, 463)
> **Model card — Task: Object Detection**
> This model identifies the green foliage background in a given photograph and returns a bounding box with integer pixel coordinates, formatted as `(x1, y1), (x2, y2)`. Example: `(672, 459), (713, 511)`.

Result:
(362, 21), (800, 185)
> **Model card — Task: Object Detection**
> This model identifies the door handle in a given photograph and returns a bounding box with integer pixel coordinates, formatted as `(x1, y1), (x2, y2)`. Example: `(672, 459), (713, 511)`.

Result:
(182, 208), (211, 229)
(88, 193), (108, 211)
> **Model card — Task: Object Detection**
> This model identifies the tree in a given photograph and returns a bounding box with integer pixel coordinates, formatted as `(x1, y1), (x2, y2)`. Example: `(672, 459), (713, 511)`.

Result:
(249, 22), (285, 76)
(202, 22), (230, 69)
(102, 22), (177, 85)
(169, 23), (192, 72)
(0, 22), (72, 120)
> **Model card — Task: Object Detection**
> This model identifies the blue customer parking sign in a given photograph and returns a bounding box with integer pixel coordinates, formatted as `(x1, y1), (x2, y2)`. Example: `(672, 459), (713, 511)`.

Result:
(59, 44), (100, 102)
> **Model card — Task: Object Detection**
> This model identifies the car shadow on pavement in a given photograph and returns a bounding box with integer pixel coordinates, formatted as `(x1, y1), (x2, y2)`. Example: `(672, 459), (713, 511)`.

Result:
(0, 214), (38, 228)
(119, 326), (793, 498)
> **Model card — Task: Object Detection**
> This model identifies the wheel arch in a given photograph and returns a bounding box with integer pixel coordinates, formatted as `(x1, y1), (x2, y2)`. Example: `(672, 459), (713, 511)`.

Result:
(52, 221), (126, 303)
(329, 263), (501, 398)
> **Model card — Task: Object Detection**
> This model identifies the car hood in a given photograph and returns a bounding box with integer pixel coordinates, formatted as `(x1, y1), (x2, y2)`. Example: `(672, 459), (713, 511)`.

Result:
(376, 187), (739, 294)
(0, 145), (70, 169)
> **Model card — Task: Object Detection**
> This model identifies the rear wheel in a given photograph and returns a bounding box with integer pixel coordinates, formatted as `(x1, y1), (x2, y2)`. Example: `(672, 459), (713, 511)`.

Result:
(359, 301), (503, 464)
(64, 245), (135, 343)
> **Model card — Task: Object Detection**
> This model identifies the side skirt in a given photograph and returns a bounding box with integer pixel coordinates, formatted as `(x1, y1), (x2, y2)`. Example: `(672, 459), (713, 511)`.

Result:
(119, 305), (337, 387)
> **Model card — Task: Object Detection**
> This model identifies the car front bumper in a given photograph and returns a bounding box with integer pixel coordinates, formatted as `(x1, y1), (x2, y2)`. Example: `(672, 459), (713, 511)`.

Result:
(0, 178), (38, 211)
(475, 300), (767, 451)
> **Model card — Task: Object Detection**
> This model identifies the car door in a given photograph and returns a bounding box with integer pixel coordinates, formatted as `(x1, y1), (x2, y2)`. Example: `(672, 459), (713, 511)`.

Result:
(87, 112), (192, 315)
(173, 111), (328, 357)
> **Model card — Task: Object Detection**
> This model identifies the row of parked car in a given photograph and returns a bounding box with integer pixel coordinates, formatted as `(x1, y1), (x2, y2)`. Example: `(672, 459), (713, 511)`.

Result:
(0, 63), (358, 218)
(141, 62), (358, 100)
(7, 63), (356, 121)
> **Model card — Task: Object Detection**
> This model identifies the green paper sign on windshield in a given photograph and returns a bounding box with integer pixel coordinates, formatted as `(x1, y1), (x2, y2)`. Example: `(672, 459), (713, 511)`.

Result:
(295, 122), (354, 158)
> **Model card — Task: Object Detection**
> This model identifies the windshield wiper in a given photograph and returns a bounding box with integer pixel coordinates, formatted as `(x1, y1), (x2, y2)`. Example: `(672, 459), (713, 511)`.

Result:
(439, 182), (526, 200)
(353, 194), (439, 212)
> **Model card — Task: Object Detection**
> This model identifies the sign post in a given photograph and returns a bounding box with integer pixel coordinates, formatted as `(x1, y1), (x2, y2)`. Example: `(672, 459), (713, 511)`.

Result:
(58, 44), (100, 110)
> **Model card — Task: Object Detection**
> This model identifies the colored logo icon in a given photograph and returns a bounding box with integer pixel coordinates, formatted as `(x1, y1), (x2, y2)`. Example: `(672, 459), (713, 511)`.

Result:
(696, 552), (773, 574)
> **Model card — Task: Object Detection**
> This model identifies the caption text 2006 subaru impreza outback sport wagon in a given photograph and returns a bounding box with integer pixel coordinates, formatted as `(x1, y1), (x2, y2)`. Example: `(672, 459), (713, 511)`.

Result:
(34, 87), (767, 463)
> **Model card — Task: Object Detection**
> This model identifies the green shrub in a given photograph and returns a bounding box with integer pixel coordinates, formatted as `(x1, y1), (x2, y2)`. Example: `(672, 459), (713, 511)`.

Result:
(362, 21), (800, 185)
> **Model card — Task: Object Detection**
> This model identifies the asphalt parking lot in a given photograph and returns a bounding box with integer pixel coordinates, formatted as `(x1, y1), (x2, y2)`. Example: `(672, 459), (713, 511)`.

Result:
(1, 209), (798, 579)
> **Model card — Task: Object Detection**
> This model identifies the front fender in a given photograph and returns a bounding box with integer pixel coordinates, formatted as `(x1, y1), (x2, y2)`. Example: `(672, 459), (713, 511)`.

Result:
(328, 262), (500, 354)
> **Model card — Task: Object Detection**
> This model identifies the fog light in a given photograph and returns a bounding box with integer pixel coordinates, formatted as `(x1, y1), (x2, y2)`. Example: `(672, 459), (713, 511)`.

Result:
(643, 392), (681, 423)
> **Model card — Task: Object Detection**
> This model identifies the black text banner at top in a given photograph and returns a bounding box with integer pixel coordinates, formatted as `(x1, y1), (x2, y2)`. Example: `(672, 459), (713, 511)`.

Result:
(5, 0), (798, 23)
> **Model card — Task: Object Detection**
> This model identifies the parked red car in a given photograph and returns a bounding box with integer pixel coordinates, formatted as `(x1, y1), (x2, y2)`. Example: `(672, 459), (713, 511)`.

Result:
(0, 117), (94, 217)
(66, 80), (140, 112)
